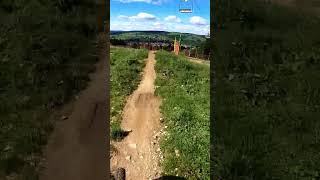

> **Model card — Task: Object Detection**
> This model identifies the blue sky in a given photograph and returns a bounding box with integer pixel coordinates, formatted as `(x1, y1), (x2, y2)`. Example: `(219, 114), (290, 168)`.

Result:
(110, 0), (210, 35)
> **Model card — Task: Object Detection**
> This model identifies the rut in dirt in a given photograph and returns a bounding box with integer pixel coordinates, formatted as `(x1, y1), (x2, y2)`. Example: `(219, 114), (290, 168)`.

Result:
(40, 34), (108, 180)
(111, 51), (162, 180)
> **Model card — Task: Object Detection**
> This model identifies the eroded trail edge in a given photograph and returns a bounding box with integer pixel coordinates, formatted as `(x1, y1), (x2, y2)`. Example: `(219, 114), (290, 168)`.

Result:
(111, 51), (162, 179)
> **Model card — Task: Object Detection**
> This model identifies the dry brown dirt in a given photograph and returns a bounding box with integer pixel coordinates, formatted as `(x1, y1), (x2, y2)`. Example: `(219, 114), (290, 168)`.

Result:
(187, 57), (210, 65)
(111, 51), (162, 180)
(39, 33), (109, 180)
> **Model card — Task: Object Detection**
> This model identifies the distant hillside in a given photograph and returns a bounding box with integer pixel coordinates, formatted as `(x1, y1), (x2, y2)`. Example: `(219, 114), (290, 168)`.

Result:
(110, 31), (207, 47)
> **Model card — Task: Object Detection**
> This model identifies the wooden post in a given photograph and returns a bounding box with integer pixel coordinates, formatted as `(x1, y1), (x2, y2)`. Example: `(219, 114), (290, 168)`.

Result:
(173, 37), (180, 55)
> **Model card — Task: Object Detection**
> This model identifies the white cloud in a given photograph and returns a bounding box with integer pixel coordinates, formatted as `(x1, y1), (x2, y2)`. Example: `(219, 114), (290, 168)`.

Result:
(173, 23), (209, 35)
(189, 16), (207, 25)
(118, 15), (129, 20)
(153, 22), (164, 26)
(112, 14), (210, 35)
(117, 12), (157, 21)
(114, 0), (164, 5)
(111, 20), (209, 35)
(164, 15), (181, 23)
(131, 12), (157, 20)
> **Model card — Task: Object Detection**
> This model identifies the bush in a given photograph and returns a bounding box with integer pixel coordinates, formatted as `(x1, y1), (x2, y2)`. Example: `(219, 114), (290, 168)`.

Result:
(213, 0), (320, 179)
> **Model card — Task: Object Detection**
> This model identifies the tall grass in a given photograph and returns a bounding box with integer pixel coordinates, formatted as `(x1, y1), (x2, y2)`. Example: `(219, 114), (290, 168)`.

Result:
(110, 47), (148, 140)
(0, 0), (99, 179)
(155, 51), (210, 179)
(213, 0), (320, 179)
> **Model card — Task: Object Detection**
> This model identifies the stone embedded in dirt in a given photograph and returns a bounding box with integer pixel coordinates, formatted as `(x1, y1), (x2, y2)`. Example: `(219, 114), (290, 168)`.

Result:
(140, 155), (143, 159)
(154, 132), (161, 139)
(160, 117), (164, 123)
(61, 115), (68, 120)
(175, 149), (180, 157)
(164, 126), (168, 129)
(128, 143), (137, 149)
(125, 156), (131, 161)
(152, 141), (156, 145)
(157, 148), (161, 152)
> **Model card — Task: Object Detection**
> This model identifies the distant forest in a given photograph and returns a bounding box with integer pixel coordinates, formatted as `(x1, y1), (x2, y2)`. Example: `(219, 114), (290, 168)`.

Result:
(110, 31), (211, 59)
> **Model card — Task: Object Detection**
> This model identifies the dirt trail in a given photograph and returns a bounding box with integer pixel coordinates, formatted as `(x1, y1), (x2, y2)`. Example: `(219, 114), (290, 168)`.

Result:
(40, 34), (108, 180)
(111, 51), (162, 180)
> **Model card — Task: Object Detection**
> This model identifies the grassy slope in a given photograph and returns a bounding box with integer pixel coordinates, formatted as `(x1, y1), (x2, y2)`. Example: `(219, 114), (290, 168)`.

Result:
(155, 51), (210, 179)
(213, 0), (320, 179)
(0, 0), (98, 179)
(110, 47), (148, 140)
(110, 31), (206, 47)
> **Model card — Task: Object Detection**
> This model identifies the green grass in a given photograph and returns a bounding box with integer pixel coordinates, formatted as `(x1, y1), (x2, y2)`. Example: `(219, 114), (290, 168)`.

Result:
(213, 0), (320, 179)
(155, 51), (210, 179)
(0, 0), (99, 179)
(110, 47), (148, 141)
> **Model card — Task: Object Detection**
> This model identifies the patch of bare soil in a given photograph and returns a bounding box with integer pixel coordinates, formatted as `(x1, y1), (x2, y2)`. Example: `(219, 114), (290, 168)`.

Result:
(39, 33), (108, 180)
(111, 51), (163, 180)
(187, 57), (210, 65)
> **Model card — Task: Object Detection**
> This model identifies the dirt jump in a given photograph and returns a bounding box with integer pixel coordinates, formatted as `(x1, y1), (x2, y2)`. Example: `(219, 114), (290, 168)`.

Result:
(111, 51), (163, 180)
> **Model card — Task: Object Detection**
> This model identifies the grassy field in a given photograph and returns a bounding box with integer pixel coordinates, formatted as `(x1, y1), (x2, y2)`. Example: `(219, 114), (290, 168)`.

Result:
(110, 47), (148, 140)
(0, 1), (99, 179)
(155, 51), (210, 179)
(213, 0), (320, 179)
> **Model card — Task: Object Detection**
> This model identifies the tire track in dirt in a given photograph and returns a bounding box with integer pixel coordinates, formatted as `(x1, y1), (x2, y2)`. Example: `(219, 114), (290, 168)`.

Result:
(40, 33), (108, 180)
(111, 51), (162, 180)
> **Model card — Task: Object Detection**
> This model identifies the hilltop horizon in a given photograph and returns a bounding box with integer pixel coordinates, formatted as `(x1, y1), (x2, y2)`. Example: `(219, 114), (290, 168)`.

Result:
(110, 30), (208, 36)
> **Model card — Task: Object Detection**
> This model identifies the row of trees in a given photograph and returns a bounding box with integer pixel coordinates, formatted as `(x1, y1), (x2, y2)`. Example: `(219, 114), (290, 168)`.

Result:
(110, 37), (211, 60)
